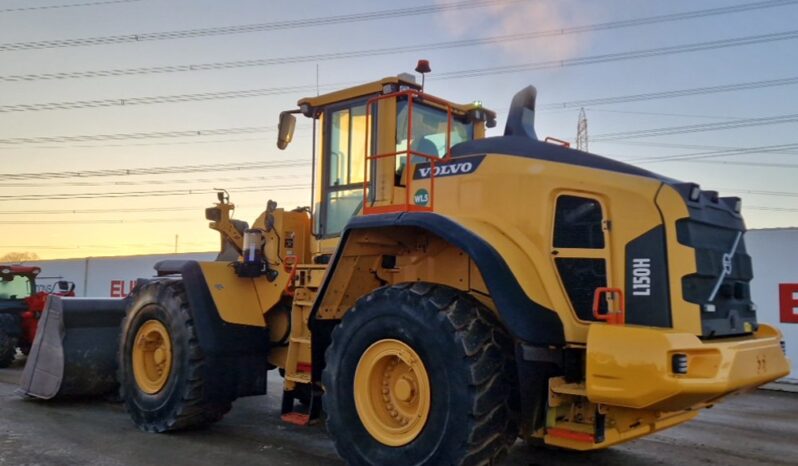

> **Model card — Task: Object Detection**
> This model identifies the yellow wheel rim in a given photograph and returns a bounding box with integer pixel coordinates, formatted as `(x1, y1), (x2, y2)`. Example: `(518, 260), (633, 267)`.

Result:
(132, 319), (172, 394)
(354, 339), (431, 446)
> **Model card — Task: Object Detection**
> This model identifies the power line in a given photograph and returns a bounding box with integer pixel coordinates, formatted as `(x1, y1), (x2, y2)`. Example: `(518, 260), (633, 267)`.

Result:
(583, 108), (746, 121)
(0, 0), (141, 13)
(680, 159), (798, 168)
(434, 29), (798, 80)
(746, 205), (798, 212)
(0, 159), (311, 180)
(0, 126), (276, 145)
(5, 73), (798, 115)
(596, 139), (798, 156)
(591, 113), (798, 142)
(0, 218), (199, 225)
(0, 0), (519, 52)
(2, 31), (798, 149)
(630, 143), (798, 163)
(11, 106), (789, 150)
(0, 202), (271, 215)
(1, 1), (795, 82)
(0, 241), (209, 250)
(0, 173), (309, 188)
(723, 188), (798, 199)
(0, 136), (275, 151)
(0, 84), (324, 113)
(540, 76), (798, 110)
(0, 184), (308, 202)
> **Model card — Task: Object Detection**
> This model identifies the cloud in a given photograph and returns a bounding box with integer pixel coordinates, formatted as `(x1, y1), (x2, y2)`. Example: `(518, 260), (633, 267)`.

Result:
(439, 0), (597, 61)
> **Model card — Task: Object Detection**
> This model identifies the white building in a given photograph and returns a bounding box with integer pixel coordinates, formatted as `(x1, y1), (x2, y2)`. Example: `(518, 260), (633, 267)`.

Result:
(20, 228), (796, 383)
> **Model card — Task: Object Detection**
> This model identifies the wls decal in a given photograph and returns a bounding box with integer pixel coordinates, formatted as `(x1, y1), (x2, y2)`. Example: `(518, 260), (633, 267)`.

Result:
(412, 155), (485, 180)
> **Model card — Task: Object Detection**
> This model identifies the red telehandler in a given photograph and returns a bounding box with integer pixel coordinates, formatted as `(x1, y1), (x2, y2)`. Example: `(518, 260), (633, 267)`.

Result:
(0, 265), (75, 367)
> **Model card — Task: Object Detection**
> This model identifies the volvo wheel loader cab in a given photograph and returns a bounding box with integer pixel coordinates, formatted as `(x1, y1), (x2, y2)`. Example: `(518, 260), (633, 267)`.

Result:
(20, 67), (789, 466)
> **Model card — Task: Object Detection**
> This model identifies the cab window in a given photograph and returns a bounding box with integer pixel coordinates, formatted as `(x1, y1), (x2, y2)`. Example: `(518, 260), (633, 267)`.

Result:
(552, 195), (608, 321)
(0, 274), (31, 300)
(553, 196), (604, 249)
(394, 99), (473, 185)
(321, 103), (369, 237)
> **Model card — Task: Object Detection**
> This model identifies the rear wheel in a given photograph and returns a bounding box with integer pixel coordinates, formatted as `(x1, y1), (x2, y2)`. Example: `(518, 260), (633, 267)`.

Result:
(323, 283), (518, 466)
(119, 280), (231, 432)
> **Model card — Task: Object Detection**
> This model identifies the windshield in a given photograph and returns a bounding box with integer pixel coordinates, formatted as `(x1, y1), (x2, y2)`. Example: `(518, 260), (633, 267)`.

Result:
(0, 274), (31, 300)
(395, 98), (473, 159)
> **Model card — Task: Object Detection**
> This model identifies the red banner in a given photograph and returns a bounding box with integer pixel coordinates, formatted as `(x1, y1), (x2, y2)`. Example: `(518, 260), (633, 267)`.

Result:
(110, 279), (137, 298)
(779, 283), (798, 324)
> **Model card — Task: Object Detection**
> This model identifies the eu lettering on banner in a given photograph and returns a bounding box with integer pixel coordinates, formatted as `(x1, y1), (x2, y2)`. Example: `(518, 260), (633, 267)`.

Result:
(779, 283), (798, 323)
(110, 279), (138, 298)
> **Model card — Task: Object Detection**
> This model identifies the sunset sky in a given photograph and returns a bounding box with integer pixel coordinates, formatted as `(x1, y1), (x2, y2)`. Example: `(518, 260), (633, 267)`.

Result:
(1, 0), (797, 259)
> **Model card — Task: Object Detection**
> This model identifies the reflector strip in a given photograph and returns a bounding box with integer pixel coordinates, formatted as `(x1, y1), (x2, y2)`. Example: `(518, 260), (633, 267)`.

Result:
(547, 427), (595, 443)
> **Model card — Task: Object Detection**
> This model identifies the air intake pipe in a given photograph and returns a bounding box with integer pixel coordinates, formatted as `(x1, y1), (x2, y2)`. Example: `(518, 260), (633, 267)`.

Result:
(504, 85), (538, 140)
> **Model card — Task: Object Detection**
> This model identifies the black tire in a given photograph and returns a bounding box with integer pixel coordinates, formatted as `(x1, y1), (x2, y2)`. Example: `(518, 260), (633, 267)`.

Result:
(119, 280), (231, 432)
(0, 328), (16, 368)
(323, 283), (518, 466)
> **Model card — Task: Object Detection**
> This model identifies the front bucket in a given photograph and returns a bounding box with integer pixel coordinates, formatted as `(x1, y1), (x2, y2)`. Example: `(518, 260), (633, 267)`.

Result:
(17, 296), (127, 399)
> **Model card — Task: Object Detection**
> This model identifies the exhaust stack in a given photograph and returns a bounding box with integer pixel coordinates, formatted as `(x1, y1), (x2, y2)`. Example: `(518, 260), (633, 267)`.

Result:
(504, 85), (538, 140)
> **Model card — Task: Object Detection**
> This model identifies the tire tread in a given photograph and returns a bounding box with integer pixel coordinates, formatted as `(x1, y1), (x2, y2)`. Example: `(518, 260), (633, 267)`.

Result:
(323, 283), (518, 466)
(120, 280), (230, 433)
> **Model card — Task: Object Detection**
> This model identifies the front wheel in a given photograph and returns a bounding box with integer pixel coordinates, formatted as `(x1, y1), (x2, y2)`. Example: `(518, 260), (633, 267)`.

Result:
(323, 283), (518, 466)
(118, 280), (230, 432)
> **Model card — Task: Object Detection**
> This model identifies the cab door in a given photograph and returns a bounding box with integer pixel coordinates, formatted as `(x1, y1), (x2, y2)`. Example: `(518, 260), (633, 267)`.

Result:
(317, 100), (369, 238)
(550, 193), (614, 323)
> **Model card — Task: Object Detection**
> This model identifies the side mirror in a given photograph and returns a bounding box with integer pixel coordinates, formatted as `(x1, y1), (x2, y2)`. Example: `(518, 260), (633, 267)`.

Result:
(277, 111), (297, 150)
(57, 280), (75, 293)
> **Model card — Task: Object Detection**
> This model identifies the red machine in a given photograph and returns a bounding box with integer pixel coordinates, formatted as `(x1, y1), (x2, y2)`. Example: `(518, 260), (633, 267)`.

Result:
(0, 265), (74, 367)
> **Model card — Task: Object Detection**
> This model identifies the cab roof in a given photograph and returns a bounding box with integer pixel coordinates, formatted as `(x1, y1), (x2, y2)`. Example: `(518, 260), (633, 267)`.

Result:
(0, 265), (40, 276)
(297, 76), (494, 117)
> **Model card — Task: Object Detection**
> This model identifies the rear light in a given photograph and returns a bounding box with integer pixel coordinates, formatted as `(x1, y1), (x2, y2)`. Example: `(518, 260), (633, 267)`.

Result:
(672, 354), (689, 375)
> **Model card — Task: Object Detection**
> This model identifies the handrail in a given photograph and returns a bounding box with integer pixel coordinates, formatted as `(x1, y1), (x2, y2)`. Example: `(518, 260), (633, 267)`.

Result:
(592, 287), (625, 325)
(362, 89), (453, 215)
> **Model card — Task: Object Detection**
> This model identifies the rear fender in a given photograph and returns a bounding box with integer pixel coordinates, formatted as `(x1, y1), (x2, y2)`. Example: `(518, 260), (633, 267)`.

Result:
(310, 213), (565, 347)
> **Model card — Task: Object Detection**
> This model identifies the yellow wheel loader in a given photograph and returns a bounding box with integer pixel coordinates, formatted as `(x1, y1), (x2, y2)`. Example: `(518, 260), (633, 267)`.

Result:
(19, 64), (790, 465)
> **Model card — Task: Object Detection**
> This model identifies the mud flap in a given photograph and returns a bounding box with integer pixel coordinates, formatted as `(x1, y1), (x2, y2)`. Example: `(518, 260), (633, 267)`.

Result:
(17, 296), (127, 399)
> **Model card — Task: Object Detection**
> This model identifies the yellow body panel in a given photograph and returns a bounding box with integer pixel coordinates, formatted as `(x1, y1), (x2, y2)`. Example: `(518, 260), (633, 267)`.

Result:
(199, 261), (289, 327)
(429, 153), (664, 343)
(586, 323), (790, 411)
(655, 184), (702, 334)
